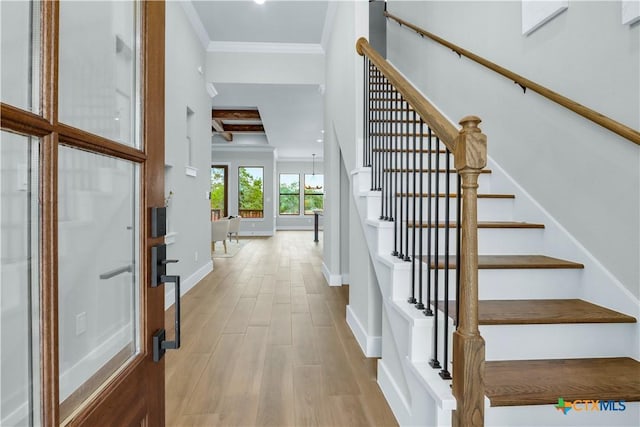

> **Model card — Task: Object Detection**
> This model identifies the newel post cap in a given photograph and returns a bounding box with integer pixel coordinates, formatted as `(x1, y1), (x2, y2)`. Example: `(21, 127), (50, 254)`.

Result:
(455, 116), (487, 171)
(356, 37), (368, 56)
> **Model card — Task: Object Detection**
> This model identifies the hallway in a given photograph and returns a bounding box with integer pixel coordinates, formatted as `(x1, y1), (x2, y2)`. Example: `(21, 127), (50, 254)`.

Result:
(164, 231), (398, 426)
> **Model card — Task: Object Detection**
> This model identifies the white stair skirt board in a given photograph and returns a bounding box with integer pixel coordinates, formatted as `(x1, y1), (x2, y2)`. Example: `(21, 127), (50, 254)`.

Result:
(164, 260), (213, 310)
(346, 305), (382, 357)
(321, 262), (343, 286)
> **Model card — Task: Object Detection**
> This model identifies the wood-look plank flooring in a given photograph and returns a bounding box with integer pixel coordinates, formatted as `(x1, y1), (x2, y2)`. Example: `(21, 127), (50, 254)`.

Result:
(485, 357), (640, 406)
(165, 231), (398, 427)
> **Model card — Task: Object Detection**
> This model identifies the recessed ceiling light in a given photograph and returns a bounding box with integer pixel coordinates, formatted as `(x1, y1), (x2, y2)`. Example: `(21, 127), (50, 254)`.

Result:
(254, 0), (265, 4)
(320, 130), (325, 134)
(316, 139), (323, 143)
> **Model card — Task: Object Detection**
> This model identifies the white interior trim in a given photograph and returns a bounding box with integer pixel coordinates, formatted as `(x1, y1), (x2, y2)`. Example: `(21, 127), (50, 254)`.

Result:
(322, 262), (343, 286)
(207, 41), (324, 55)
(347, 305), (382, 357)
(180, 1), (211, 49)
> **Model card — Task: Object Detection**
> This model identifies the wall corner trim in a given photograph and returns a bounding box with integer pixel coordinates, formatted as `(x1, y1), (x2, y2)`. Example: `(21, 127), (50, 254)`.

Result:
(322, 262), (343, 286)
(347, 305), (382, 357)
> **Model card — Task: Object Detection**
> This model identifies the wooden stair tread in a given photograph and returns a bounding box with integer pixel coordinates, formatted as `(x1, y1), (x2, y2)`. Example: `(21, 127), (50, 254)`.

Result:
(424, 254), (584, 269)
(399, 193), (514, 199)
(438, 299), (636, 325)
(485, 357), (640, 406)
(408, 221), (544, 229)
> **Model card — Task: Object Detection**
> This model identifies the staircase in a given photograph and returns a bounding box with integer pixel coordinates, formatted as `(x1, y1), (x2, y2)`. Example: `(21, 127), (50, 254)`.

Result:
(351, 38), (640, 426)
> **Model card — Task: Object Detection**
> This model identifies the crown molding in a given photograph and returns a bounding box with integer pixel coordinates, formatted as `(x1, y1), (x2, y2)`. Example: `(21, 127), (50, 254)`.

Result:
(207, 41), (324, 55)
(180, 1), (211, 50)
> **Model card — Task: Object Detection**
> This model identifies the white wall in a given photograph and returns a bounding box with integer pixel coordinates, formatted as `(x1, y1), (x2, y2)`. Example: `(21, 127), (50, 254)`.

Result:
(275, 160), (325, 230)
(206, 51), (324, 85)
(211, 147), (276, 236)
(165, 2), (214, 304)
(387, 0), (640, 297)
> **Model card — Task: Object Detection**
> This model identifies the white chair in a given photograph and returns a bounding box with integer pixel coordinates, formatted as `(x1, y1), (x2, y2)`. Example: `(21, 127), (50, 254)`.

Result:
(227, 216), (241, 243)
(211, 219), (230, 253)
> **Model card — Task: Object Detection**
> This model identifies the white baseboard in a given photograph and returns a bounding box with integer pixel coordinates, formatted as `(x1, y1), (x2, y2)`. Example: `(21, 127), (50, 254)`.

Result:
(346, 305), (382, 357)
(238, 230), (273, 237)
(341, 273), (350, 284)
(322, 262), (343, 286)
(165, 260), (213, 309)
(276, 225), (322, 231)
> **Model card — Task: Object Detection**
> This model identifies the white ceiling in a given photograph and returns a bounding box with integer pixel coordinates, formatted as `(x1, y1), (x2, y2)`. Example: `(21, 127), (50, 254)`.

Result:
(192, 1), (329, 44)
(211, 83), (324, 159)
(186, 0), (331, 160)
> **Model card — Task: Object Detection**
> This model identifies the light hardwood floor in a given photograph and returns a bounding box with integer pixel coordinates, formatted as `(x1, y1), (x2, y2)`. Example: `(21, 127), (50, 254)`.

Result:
(165, 231), (398, 427)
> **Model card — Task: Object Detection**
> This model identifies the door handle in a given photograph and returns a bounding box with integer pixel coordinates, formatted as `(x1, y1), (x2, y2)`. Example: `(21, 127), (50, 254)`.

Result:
(150, 244), (181, 362)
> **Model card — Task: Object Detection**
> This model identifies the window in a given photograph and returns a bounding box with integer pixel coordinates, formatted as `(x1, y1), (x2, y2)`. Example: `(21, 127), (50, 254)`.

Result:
(210, 165), (228, 220)
(238, 167), (264, 218)
(304, 174), (324, 214)
(279, 174), (300, 215)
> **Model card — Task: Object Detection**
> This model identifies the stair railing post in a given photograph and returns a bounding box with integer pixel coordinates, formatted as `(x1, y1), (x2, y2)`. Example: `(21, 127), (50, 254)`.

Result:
(452, 116), (487, 427)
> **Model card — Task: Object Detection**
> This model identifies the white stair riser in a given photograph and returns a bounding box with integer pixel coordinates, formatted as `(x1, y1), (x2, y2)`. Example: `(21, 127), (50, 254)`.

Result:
(398, 268), (583, 301)
(366, 194), (515, 221)
(481, 322), (637, 360)
(486, 401), (639, 427)
(378, 171), (492, 192)
(381, 226), (545, 255)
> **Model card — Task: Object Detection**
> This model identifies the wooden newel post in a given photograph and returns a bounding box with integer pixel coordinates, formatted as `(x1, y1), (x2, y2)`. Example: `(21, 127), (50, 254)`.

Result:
(452, 116), (487, 427)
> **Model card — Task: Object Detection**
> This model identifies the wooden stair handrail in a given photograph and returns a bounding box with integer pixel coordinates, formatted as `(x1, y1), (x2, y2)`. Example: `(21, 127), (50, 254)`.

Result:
(356, 37), (459, 152)
(385, 11), (640, 147)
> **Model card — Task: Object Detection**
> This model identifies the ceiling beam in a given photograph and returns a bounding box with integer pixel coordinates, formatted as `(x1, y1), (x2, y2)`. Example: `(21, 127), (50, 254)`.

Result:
(212, 109), (261, 120)
(223, 124), (265, 133)
(211, 120), (233, 141)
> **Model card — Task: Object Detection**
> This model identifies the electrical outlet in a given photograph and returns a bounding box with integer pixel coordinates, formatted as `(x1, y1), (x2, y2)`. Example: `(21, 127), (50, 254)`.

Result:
(195, 251), (198, 262)
(76, 312), (87, 336)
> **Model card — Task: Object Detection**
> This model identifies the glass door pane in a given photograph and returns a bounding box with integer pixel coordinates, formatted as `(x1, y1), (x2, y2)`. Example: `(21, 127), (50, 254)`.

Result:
(58, 146), (140, 420)
(0, 131), (40, 426)
(0, 0), (41, 112)
(58, 1), (139, 147)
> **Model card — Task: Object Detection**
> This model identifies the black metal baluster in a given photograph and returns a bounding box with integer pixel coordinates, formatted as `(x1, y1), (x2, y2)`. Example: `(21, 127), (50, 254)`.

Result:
(416, 118), (425, 310)
(408, 109), (417, 303)
(380, 78), (389, 219)
(392, 91), (399, 256)
(403, 101), (411, 262)
(430, 137), (441, 369)
(376, 70), (386, 191)
(456, 173), (461, 326)
(424, 127), (434, 317)
(388, 89), (395, 222)
(363, 58), (367, 168)
(440, 148), (452, 379)
(397, 97), (404, 259)
(370, 67), (375, 190)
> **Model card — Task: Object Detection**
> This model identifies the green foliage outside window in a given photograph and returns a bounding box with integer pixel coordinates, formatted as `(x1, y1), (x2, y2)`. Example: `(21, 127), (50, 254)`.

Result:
(239, 167), (264, 217)
(210, 167), (225, 215)
(304, 174), (324, 214)
(279, 174), (300, 215)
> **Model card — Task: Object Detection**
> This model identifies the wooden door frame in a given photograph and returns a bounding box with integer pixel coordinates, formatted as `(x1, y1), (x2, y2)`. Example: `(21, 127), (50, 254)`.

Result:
(1, 1), (166, 425)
